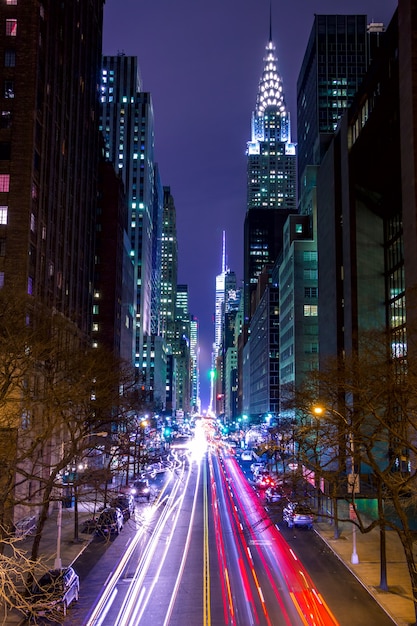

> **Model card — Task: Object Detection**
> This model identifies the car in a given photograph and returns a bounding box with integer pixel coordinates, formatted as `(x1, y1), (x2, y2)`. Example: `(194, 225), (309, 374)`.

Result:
(110, 494), (135, 521)
(250, 462), (265, 474)
(241, 450), (253, 461)
(265, 487), (283, 503)
(28, 566), (79, 618)
(255, 474), (275, 489)
(282, 502), (314, 529)
(95, 507), (123, 536)
(131, 478), (151, 501)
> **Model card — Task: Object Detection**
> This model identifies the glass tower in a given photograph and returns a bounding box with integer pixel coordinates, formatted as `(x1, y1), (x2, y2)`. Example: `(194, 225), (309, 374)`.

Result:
(100, 55), (156, 372)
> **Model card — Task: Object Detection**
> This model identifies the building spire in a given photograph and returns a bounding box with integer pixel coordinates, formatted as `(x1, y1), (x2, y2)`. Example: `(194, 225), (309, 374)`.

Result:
(221, 230), (226, 274)
(255, 6), (286, 118)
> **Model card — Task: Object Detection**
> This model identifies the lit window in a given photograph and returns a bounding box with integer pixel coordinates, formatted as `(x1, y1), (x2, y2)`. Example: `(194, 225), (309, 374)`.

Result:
(295, 223), (303, 234)
(304, 305), (318, 316)
(6, 1), (18, 5)
(4, 80), (14, 98)
(6, 20), (17, 37)
(27, 276), (33, 295)
(92, 323), (99, 332)
(0, 111), (11, 129)
(0, 175), (9, 192)
(30, 213), (35, 231)
(4, 50), (15, 67)
(0, 206), (7, 224)
(0, 272), (4, 289)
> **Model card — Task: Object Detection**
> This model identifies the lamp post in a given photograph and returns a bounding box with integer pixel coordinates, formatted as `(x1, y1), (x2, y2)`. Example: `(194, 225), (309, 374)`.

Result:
(55, 431), (107, 568)
(313, 405), (359, 564)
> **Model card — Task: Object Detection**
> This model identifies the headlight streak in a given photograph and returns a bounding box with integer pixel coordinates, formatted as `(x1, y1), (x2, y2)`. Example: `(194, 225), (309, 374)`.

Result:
(94, 588), (118, 626)
(86, 460), (186, 626)
(223, 455), (339, 626)
(84, 515), (152, 626)
(116, 461), (190, 626)
(162, 461), (202, 626)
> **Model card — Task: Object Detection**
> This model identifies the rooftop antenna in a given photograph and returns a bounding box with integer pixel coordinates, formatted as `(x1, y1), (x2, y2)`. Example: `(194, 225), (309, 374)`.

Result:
(269, 0), (272, 42)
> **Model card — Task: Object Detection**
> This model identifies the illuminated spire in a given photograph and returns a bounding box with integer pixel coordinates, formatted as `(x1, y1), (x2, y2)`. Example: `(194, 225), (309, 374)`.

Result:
(255, 7), (286, 118)
(221, 230), (227, 274)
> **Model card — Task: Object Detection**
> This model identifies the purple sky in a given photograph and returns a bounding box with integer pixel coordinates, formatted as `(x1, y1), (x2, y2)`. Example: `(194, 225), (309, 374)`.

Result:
(103, 0), (397, 409)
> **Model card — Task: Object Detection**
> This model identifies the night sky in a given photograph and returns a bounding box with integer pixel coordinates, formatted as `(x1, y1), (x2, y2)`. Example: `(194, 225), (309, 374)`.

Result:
(103, 0), (397, 410)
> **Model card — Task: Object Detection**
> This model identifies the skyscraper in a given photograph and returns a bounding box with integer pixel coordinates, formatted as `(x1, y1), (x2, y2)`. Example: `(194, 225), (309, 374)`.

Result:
(100, 55), (156, 373)
(0, 1), (104, 333)
(297, 15), (384, 197)
(244, 26), (297, 322)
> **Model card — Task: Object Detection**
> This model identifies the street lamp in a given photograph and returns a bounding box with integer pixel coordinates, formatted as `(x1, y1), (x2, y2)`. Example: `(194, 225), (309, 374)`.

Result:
(312, 405), (359, 564)
(55, 431), (107, 568)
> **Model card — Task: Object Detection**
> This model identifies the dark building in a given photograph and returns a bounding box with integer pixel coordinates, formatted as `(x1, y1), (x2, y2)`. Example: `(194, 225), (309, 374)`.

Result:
(94, 158), (134, 363)
(0, 0), (104, 333)
(244, 208), (293, 320)
(297, 14), (384, 199)
(317, 7), (400, 364)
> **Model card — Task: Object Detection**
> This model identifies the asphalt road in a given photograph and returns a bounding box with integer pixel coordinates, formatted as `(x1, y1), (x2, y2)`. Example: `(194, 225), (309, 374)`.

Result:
(60, 436), (396, 626)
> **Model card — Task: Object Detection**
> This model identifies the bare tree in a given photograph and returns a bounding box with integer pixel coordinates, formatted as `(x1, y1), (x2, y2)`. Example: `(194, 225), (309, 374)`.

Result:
(291, 328), (417, 624)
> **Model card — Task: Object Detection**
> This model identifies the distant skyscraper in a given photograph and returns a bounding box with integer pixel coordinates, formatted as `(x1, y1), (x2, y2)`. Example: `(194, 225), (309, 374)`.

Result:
(244, 25), (297, 321)
(174, 285), (191, 416)
(160, 186), (178, 349)
(100, 55), (156, 372)
(214, 231), (227, 356)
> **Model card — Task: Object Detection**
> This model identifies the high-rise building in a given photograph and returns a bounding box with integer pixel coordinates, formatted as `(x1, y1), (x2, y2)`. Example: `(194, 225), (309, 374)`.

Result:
(190, 315), (200, 414)
(160, 186), (178, 348)
(0, 1), (104, 332)
(100, 55), (156, 373)
(174, 285), (191, 417)
(0, 0), (105, 523)
(244, 27), (297, 322)
(297, 15), (384, 197)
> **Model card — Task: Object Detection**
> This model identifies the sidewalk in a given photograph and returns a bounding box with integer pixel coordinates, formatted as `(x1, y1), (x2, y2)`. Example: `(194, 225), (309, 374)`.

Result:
(315, 518), (415, 626)
(1, 502), (97, 625)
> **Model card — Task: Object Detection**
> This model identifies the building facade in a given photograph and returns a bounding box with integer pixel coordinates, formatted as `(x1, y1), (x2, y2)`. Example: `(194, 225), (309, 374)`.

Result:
(100, 55), (156, 374)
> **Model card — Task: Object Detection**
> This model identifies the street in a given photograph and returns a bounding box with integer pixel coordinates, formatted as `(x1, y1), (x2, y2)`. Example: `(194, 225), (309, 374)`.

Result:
(62, 434), (396, 626)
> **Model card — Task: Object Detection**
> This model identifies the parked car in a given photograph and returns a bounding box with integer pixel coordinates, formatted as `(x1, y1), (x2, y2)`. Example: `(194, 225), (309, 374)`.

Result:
(250, 462), (265, 474)
(28, 566), (79, 618)
(95, 507), (123, 536)
(282, 502), (314, 529)
(241, 450), (253, 461)
(265, 487), (283, 503)
(131, 479), (151, 501)
(110, 494), (135, 521)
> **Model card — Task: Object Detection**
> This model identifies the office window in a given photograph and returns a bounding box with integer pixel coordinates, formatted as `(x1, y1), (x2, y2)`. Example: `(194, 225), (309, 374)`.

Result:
(4, 50), (15, 67)
(0, 206), (8, 224)
(0, 272), (4, 289)
(6, 20), (17, 37)
(0, 175), (9, 192)
(0, 111), (11, 129)
(304, 304), (318, 316)
(4, 80), (14, 98)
